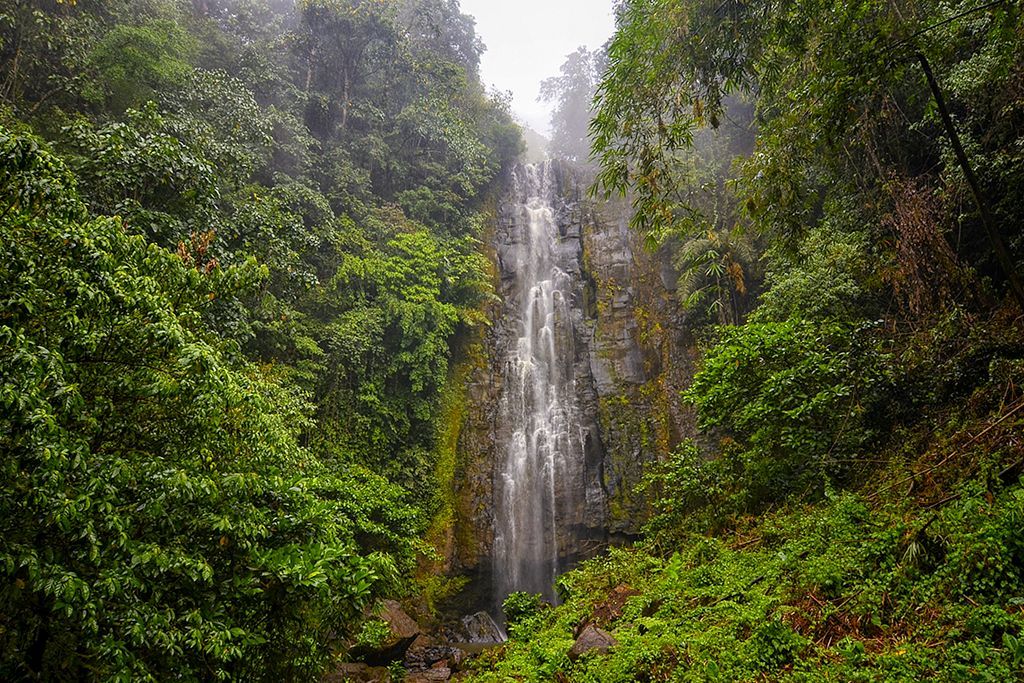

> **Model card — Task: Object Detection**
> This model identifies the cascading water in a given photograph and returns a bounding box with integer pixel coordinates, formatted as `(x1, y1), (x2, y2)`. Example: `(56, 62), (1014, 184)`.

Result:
(492, 162), (588, 608)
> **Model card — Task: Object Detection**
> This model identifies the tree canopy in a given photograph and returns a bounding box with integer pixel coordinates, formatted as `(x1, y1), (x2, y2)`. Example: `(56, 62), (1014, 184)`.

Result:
(0, 0), (521, 678)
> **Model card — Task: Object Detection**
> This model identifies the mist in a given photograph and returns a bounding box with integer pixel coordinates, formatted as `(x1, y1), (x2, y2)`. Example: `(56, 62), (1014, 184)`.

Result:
(459, 0), (615, 134)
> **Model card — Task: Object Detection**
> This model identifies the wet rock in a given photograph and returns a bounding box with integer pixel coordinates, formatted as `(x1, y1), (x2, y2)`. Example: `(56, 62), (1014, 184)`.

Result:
(459, 611), (504, 644)
(448, 161), (702, 608)
(404, 668), (451, 682)
(490, 161), (612, 602)
(351, 600), (422, 665)
(404, 644), (464, 672)
(381, 600), (421, 640)
(323, 663), (391, 682)
(584, 193), (703, 536)
(408, 634), (435, 650)
(568, 625), (618, 661)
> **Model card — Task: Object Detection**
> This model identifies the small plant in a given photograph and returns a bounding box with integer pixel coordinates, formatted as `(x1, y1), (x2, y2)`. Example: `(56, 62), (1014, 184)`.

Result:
(387, 660), (407, 681)
(747, 619), (804, 671)
(354, 618), (392, 650)
(502, 592), (546, 637)
(1004, 632), (1024, 668)
(837, 637), (867, 666)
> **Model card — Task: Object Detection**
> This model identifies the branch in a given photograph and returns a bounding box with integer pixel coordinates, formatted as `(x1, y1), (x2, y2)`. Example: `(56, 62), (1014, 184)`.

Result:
(884, 0), (1011, 57)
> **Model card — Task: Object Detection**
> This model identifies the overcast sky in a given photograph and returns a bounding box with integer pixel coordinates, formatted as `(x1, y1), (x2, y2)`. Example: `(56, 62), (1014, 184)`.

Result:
(460, 1), (616, 135)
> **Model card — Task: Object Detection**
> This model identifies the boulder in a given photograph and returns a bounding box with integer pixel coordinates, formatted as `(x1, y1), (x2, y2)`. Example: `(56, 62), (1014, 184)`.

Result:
(568, 625), (618, 661)
(322, 663), (391, 682)
(404, 644), (463, 672)
(404, 669), (451, 682)
(459, 611), (504, 645)
(351, 600), (422, 665)
(380, 600), (421, 642)
(408, 634), (435, 650)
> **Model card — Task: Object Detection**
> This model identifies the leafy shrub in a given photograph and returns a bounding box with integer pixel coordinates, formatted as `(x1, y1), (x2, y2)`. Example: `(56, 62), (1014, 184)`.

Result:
(355, 619), (392, 650)
(940, 487), (1024, 603)
(753, 207), (880, 324)
(638, 440), (730, 535)
(0, 128), (415, 681)
(747, 620), (804, 670)
(503, 592), (547, 638)
(685, 320), (890, 508)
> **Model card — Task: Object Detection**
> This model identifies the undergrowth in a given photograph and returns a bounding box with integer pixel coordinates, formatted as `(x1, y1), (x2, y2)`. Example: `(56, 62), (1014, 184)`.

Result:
(466, 369), (1024, 681)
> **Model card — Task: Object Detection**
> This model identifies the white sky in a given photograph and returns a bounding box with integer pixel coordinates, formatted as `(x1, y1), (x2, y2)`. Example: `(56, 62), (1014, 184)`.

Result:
(460, 0), (616, 135)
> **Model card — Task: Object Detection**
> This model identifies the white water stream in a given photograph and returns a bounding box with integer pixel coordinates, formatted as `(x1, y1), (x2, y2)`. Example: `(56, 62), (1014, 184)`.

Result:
(492, 162), (585, 607)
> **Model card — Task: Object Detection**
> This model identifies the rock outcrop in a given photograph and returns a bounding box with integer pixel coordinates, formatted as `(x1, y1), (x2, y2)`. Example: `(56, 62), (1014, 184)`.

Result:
(568, 625), (618, 661)
(350, 600), (422, 665)
(330, 603), (489, 683)
(444, 160), (698, 612)
(457, 611), (504, 645)
(582, 192), (701, 537)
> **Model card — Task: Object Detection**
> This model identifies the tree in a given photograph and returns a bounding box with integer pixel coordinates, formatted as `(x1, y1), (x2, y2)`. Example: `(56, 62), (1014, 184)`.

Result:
(83, 19), (196, 112)
(0, 2), (524, 675)
(0, 0), (90, 116)
(297, 0), (401, 134)
(594, 0), (1024, 309)
(0, 126), (415, 681)
(399, 0), (484, 80)
(539, 46), (603, 164)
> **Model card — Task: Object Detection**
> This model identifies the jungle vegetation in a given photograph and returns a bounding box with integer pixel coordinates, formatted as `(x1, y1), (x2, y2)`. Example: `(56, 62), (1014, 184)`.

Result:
(0, 0), (519, 679)
(3, 0), (1024, 680)
(472, 0), (1024, 680)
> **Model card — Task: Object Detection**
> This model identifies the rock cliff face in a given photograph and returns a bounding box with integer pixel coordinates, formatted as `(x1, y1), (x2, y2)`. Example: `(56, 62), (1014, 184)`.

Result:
(582, 181), (703, 540)
(445, 161), (698, 612)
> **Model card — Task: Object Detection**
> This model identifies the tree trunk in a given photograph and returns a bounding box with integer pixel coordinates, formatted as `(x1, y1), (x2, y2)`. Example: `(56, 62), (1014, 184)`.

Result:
(341, 66), (350, 131)
(916, 51), (1024, 311)
(26, 601), (49, 676)
(305, 46), (315, 93)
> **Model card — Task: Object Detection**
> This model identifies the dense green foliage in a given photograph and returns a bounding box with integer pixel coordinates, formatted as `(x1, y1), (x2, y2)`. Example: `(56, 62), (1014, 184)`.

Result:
(473, 0), (1024, 680)
(471, 479), (1024, 681)
(0, 0), (519, 679)
(4, 0), (1024, 680)
(682, 321), (890, 510)
(589, 0), (1024, 518)
(1, 130), (413, 680)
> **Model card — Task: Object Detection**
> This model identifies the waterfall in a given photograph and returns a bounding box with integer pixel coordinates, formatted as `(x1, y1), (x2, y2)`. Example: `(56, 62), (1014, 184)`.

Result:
(492, 162), (586, 609)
